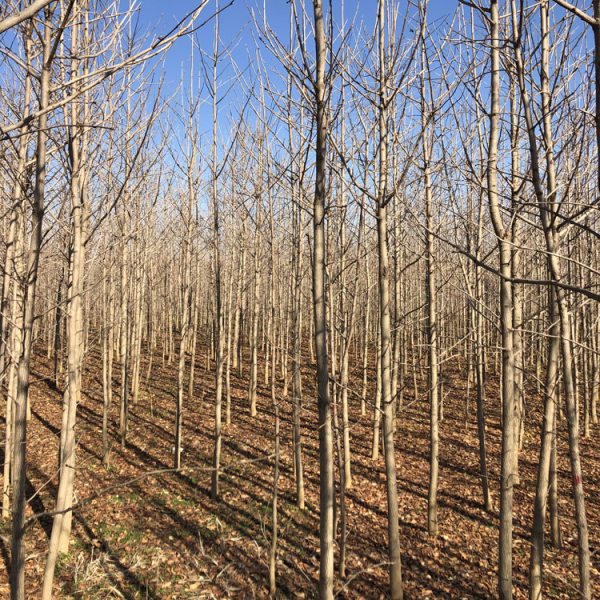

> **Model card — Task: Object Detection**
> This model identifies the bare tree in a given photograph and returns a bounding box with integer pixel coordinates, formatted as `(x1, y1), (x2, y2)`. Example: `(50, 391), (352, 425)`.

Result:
(510, 0), (591, 596)
(419, 4), (440, 537)
(486, 2), (517, 596)
(311, 1), (334, 597)
(375, 3), (403, 595)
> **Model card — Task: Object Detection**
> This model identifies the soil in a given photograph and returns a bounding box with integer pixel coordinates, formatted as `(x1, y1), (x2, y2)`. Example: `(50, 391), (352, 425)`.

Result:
(0, 340), (598, 598)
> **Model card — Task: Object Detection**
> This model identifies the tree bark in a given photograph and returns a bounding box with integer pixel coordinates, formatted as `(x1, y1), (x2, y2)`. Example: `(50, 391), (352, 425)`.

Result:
(529, 287), (559, 600)
(210, 6), (224, 499)
(312, 2), (334, 597)
(488, 3), (517, 596)
(420, 17), (439, 537)
(377, 2), (403, 596)
(11, 8), (52, 599)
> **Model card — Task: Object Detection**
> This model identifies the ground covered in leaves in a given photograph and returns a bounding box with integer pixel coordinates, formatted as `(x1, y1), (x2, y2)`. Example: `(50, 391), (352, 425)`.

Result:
(1, 340), (599, 599)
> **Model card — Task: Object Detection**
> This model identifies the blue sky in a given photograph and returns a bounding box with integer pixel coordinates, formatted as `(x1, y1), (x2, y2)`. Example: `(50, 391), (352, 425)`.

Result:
(135, 1), (286, 88)
(134, 0), (455, 90)
(127, 0), (459, 159)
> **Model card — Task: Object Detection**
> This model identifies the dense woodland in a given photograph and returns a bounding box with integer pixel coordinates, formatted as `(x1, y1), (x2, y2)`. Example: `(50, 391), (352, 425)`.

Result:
(1, 0), (599, 598)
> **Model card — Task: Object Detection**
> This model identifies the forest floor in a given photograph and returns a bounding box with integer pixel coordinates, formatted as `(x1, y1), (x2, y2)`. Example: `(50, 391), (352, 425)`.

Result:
(0, 341), (599, 599)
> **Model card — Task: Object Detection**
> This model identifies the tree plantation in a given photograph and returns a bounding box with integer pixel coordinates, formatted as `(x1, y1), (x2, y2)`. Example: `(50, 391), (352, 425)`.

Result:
(1, 0), (599, 598)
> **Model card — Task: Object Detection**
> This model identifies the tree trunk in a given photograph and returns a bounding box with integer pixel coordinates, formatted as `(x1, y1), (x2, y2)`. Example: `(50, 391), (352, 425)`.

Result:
(488, 4), (516, 596)
(377, 2), (403, 596)
(11, 10), (52, 599)
(529, 287), (559, 600)
(248, 241), (260, 417)
(210, 8), (224, 500)
(43, 15), (90, 593)
(312, 2), (334, 596)
(420, 19), (439, 537)
(1, 56), (31, 521)
(291, 159), (305, 509)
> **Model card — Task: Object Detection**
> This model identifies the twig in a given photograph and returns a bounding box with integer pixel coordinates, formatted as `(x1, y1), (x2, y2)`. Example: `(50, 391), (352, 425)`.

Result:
(335, 561), (391, 597)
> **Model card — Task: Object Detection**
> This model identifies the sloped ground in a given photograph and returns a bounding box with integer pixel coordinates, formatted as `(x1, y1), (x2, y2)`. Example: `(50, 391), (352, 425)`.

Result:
(0, 340), (598, 598)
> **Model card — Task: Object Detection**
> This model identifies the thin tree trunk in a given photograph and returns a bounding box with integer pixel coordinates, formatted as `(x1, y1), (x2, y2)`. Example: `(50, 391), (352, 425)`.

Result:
(43, 16), (89, 593)
(232, 236), (244, 375)
(249, 239), (260, 417)
(268, 175), (280, 597)
(488, 4), (516, 596)
(175, 84), (196, 469)
(119, 212), (129, 447)
(312, 2), (334, 596)
(475, 258), (492, 511)
(101, 260), (113, 464)
(210, 7), (224, 500)
(3, 215), (24, 522)
(1, 47), (31, 521)
(225, 245), (234, 425)
(420, 18), (439, 536)
(361, 246), (370, 418)
(291, 151), (305, 509)
(11, 10), (52, 599)
(529, 287), (559, 600)
(372, 319), (382, 461)
(549, 408), (562, 549)
(377, 2), (402, 596)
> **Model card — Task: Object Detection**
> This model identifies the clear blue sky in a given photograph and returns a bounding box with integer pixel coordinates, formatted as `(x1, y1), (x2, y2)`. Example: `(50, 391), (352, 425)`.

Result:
(135, 1), (286, 88)
(128, 0), (456, 153)
(125, 0), (460, 201)
(134, 0), (454, 90)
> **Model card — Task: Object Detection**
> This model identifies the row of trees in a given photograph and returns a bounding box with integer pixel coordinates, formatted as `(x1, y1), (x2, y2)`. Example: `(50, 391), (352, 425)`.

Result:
(1, 0), (599, 598)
